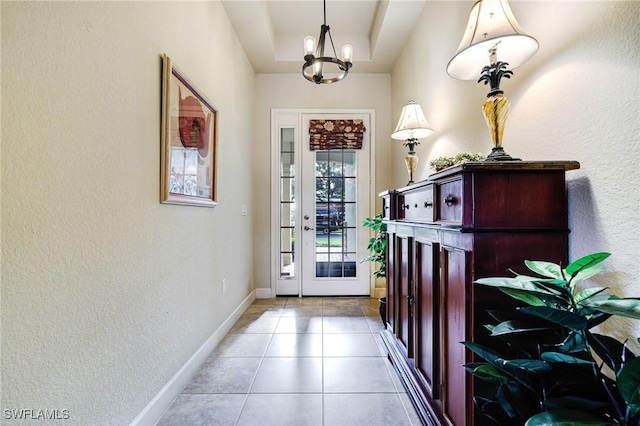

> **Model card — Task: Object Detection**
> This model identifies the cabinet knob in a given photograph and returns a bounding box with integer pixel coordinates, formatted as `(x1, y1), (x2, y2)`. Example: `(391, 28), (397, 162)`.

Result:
(444, 195), (456, 207)
(424, 201), (433, 208)
(403, 204), (410, 210)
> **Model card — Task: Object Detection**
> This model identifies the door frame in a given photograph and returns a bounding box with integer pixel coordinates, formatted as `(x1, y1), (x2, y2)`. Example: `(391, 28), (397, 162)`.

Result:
(270, 108), (377, 298)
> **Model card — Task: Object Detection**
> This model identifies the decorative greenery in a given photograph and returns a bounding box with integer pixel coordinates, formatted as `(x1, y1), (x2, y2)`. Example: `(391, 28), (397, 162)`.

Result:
(360, 213), (387, 279)
(464, 252), (640, 426)
(429, 152), (485, 171)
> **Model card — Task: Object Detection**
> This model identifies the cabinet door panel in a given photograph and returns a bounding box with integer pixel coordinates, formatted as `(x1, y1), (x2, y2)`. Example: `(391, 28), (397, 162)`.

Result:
(415, 239), (439, 398)
(441, 246), (470, 426)
(397, 235), (412, 354)
(386, 231), (395, 330)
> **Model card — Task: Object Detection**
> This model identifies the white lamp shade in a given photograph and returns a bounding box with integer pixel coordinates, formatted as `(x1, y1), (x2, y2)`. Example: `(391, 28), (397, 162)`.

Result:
(391, 101), (434, 141)
(447, 0), (538, 80)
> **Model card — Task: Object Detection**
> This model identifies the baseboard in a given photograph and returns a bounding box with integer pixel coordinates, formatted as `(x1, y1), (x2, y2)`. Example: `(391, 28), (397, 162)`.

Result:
(373, 287), (386, 299)
(255, 287), (273, 299)
(130, 290), (256, 426)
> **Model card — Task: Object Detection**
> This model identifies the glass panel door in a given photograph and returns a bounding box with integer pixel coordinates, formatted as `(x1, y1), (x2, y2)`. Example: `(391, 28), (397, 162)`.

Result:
(280, 128), (296, 279)
(301, 114), (371, 296)
(274, 114), (301, 296)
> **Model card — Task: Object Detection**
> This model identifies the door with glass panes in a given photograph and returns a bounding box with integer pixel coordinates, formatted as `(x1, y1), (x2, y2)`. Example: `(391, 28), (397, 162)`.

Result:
(274, 111), (372, 296)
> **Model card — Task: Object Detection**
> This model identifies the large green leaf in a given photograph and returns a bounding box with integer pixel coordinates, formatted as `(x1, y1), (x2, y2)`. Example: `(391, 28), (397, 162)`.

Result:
(499, 288), (547, 307)
(520, 306), (589, 332)
(570, 265), (608, 287)
(491, 320), (551, 336)
(524, 409), (615, 425)
(496, 384), (518, 418)
(585, 311), (613, 330)
(582, 297), (640, 319)
(565, 252), (610, 277)
(617, 357), (640, 414)
(587, 332), (626, 373)
(560, 333), (588, 354)
(515, 275), (569, 289)
(544, 362), (602, 387)
(532, 281), (573, 303)
(540, 352), (595, 365)
(573, 287), (608, 304)
(500, 358), (552, 374)
(499, 382), (541, 420)
(474, 396), (512, 426)
(544, 396), (611, 411)
(476, 277), (561, 295)
(525, 260), (564, 279)
(468, 363), (511, 384)
(463, 341), (505, 364)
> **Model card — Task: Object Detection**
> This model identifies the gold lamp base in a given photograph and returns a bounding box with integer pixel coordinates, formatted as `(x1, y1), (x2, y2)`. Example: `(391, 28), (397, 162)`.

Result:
(405, 151), (418, 185)
(481, 92), (520, 161)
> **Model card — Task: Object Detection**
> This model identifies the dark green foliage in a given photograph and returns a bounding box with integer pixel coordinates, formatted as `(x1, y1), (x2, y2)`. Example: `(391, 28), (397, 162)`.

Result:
(360, 213), (387, 279)
(466, 252), (640, 425)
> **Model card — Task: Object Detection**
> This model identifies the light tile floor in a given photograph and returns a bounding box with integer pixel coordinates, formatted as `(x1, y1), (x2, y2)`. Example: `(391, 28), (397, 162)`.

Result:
(157, 297), (422, 426)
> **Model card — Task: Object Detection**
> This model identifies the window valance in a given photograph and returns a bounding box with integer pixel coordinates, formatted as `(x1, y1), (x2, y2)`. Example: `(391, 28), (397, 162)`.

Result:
(309, 119), (366, 151)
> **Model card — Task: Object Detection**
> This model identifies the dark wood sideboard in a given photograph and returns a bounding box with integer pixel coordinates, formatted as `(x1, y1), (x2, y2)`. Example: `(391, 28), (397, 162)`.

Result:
(379, 161), (580, 426)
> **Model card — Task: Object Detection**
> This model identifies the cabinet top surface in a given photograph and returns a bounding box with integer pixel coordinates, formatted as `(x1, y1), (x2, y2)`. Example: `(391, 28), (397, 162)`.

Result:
(388, 161), (580, 193)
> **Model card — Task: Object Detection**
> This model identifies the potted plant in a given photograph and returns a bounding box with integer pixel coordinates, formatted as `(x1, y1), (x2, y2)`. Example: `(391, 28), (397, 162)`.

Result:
(361, 213), (387, 324)
(464, 252), (640, 425)
(429, 151), (485, 171)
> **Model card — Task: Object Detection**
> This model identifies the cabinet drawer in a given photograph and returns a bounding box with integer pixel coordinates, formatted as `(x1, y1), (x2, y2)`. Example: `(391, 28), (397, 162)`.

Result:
(436, 178), (462, 223)
(399, 185), (434, 222)
(381, 192), (396, 220)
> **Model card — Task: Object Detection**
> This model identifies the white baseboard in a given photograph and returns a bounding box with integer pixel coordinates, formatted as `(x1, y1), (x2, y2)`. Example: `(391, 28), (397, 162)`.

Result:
(255, 287), (273, 299)
(130, 290), (256, 426)
(373, 287), (386, 299)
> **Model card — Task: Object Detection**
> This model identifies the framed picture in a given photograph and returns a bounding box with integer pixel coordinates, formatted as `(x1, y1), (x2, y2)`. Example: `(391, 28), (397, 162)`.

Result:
(160, 54), (218, 207)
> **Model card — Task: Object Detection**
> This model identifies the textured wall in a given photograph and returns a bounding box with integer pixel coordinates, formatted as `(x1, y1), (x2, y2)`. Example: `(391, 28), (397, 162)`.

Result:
(253, 74), (393, 293)
(1, 2), (255, 424)
(392, 1), (639, 344)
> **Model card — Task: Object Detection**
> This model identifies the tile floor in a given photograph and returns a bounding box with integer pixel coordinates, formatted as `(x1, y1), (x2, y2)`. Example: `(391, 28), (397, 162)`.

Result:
(157, 297), (422, 426)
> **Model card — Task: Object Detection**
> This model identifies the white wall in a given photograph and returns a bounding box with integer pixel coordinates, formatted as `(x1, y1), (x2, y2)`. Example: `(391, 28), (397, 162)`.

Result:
(253, 74), (393, 293)
(392, 1), (639, 343)
(1, 2), (255, 424)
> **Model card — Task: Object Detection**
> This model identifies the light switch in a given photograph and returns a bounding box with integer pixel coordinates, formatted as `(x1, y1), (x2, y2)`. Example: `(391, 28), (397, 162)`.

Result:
(241, 204), (248, 216)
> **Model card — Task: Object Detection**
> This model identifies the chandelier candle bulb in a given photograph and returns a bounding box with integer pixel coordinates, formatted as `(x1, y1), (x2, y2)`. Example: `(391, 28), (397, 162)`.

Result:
(341, 45), (353, 63)
(304, 36), (316, 56)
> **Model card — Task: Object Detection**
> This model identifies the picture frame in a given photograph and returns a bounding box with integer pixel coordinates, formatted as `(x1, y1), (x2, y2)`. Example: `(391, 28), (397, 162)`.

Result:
(160, 54), (218, 207)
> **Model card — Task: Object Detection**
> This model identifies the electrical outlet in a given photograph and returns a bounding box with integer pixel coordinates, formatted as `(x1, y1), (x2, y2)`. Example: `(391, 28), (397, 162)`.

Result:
(222, 278), (227, 294)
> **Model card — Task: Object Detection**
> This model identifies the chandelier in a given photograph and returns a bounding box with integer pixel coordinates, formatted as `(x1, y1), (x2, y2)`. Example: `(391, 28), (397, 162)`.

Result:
(302, 0), (353, 84)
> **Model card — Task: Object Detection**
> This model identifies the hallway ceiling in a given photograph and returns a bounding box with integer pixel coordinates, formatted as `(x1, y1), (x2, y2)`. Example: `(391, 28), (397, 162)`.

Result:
(221, 0), (428, 74)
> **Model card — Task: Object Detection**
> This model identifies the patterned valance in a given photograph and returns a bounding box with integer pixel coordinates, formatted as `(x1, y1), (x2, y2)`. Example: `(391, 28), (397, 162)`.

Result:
(309, 119), (366, 151)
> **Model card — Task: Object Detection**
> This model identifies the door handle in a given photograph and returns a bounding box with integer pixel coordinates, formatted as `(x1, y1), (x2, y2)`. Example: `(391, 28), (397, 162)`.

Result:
(304, 225), (314, 231)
